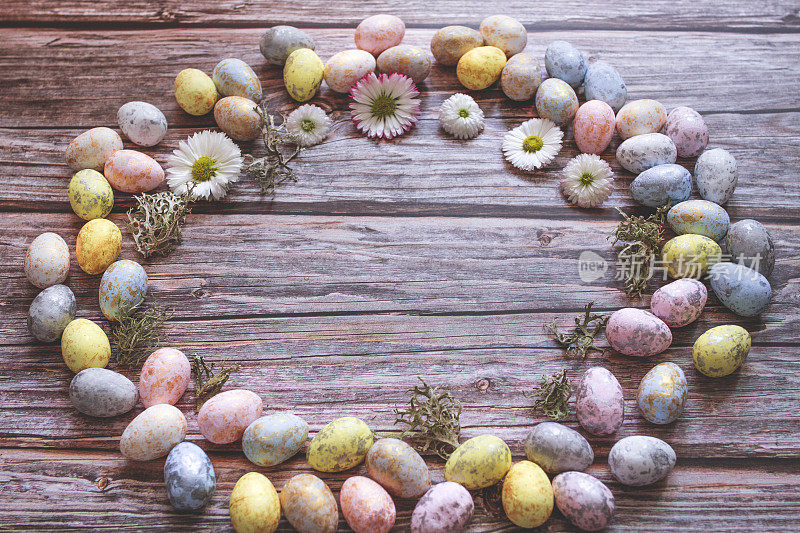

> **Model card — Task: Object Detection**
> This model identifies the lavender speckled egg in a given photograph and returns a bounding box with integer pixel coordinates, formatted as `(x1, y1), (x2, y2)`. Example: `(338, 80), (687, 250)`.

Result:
(650, 278), (707, 327)
(630, 163), (692, 207)
(637, 362), (687, 424)
(411, 482), (474, 533)
(584, 61), (626, 113)
(340, 476), (396, 533)
(28, 284), (76, 342)
(668, 199), (730, 241)
(104, 149), (164, 193)
(709, 262), (772, 317)
(24, 232), (69, 289)
(214, 96), (262, 141)
(280, 474), (338, 533)
(500, 54), (542, 101)
(65, 127), (123, 172)
(695, 148), (738, 205)
(662, 234), (722, 278)
(616, 99), (667, 140)
(70, 367), (137, 417)
(575, 367), (624, 436)
(552, 472), (616, 532)
(663, 106), (708, 158)
(609, 436), (676, 486)
(213, 58), (262, 101)
(366, 437), (431, 498)
(725, 219), (775, 276)
(324, 49), (376, 93)
(535, 78), (579, 125)
(377, 45), (432, 83)
(479, 15), (527, 57)
(573, 100), (615, 154)
(545, 41), (586, 88)
(198, 389), (263, 444)
(606, 308), (672, 357)
(120, 404), (187, 460)
(260, 25), (316, 66)
(164, 442), (216, 512)
(117, 101), (167, 147)
(139, 348), (191, 408)
(524, 422), (594, 474)
(355, 14), (405, 56)
(430, 26), (484, 66)
(616, 133), (677, 174)
(99, 259), (147, 321)
(242, 412), (309, 467)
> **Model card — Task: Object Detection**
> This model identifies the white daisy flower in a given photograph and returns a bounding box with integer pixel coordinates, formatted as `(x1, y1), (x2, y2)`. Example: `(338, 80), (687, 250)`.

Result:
(166, 130), (243, 201)
(350, 72), (420, 139)
(286, 104), (332, 147)
(502, 118), (563, 171)
(439, 93), (485, 139)
(560, 154), (615, 208)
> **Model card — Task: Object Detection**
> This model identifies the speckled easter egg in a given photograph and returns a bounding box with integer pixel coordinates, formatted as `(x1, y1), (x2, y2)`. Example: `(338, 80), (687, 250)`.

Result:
(198, 389), (263, 444)
(164, 442), (216, 512)
(120, 403), (187, 461)
(214, 96), (262, 141)
(355, 14), (405, 56)
(668, 199), (730, 241)
(552, 472), (616, 532)
(616, 99), (667, 140)
(280, 474), (338, 533)
(76, 219), (121, 275)
(709, 262), (772, 317)
(606, 308), (672, 357)
(324, 49), (377, 93)
(502, 461), (554, 528)
(616, 133), (677, 174)
(609, 436), (676, 486)
(524, 422), (594, 474)
(28, 284), (76, 342)
(174, 68), (218, 116)
(637, 362), (688, 424)
(284, 48), (324, 102)
(584, 61), (627, 113)
(61, 318), (110, 373)
(574, 367), (624, 436)
(725, 219), (775, 276)
(695, 148), (737, 205)
(573, 100), (615, 154)
(68, 169), (114, 221)
(430, 26), (484, 66)
(24, 232), (69, 289)
(65, 127), (123, 172)
(213, 58), (262, 101)
(98, 259), (147, 321)
(139, 347), (191, 408)
(340, 476), (396, 533)
(260, 25), (316, 66)
(69, 367), (137, 417)
(444, 434), (511, 490)
(242, 412), (309, 467)
(479, 15), (527, 57)
(366, 437), (431, 499)
(650, 278), (707, 327)
(663, 106), (708, 158)
(411, 482), (474, 533)
(229, 472), (280, 533)
(545, 41), (586, 88)
(500, 54), (542, 101)
(377, 45), (432, 83)
(456, 46), (506, 90)
(693, 325), (751, 377)
(104, 149), (164, 193)
(117, 101), (168, 147)
(535, 78), (579, 125)
(630, 163), (692, 207)
(662, 234), (722, 278)
(307, 416), (373, 472)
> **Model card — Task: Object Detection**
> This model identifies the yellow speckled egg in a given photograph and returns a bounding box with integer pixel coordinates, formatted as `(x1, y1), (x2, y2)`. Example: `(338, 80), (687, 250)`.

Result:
(174, 68), (219, 116)
(68, 169), (114, 221)
(616, 99), (667, 140)
(535, 78), (579, 125)
(76, 218), (121, 275)
(444, 434), (512, 490)
(324, 49), (376, 93)
(104, 149), (164, 193)
(65, 127), (123, 172)
(230, 472), (280, 533)
(479, 15), (527, 57)
(24, 232), (70, 289)
(120, 403), (186, 461)
(61, 318), (110, 373)
(502, 461), (554, 528)
(214, 96), (262, 141)
(693, 325), (751, 377)
(307, 416), (373, 472)
(377, 45), (432, 83)
(284, 48), (324, 102)
(430, 25), (484, 66)
(662, 234), (722, 279)
(280, 474), (338, 533)
(501, 53), (542, 101)
(456, 46), (506, 91)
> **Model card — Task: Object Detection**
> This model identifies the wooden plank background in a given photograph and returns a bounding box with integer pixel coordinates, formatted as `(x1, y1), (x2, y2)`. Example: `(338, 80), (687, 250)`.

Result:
(1, 1), (799, 531)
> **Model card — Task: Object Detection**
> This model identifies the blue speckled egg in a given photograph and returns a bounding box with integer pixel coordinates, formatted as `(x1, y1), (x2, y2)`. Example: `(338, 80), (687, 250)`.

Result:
(535, 78), (578, 125)
(164, 442), (216, 512)
(98, 259), (148, 321)
(242, 413), (309, 467)
(630, 164), (692, 207)
(668, 200), (730, 241)
(616, 133), (677, 174)
(212, 58), (263, 101)
(709, 262), (771, 317)
(544, 41), (586, 88)
(28, 284), (76, 342)
(583, 61), (626, 113)
(637, 362), (687, 425)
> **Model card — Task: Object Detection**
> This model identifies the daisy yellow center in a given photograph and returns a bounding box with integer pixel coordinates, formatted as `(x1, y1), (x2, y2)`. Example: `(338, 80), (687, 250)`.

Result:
(300, 119), (316, 133)
(580, 172), (595, 185)
(191, 156), (218, 183)
(522, 135), (544, 153)
(371, 94), (398, 119)
(458, 108), (470, 118)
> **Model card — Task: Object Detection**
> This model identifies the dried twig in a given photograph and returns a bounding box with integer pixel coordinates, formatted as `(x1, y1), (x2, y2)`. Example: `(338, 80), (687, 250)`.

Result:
(193, 356), (240, 411)
(113, 302), (172, 368)
(243, 105), (301, 196)
(609, 206), (669, 296)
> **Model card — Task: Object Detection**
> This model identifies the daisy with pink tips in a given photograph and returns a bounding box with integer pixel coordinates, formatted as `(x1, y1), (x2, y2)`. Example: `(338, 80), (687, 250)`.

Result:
(349, 72), (421, 139)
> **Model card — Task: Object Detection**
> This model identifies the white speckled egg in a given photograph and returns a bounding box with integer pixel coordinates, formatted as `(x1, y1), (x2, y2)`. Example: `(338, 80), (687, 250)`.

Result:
(725, 219), (775, 276)
(260, 25), (316, 66)
(430, 25), (484, 66)
(117, 101), (167, 147)
(616, 99), (667, 140)
(637, 362), (687, 424)
(535, 78), (578, 125)
(213, 58), (263, 101)
(606, 308), (672, 357)
(668, 199), (730, 241)
(28, 284), (76, 342)
(584, 61), (626, 113)
(355, 14), (405, 56)
(120, 403), (187, 461)
(500, 54), (542, 101)
(616, 133), (677, 174)
(663, 106), (708, 158)
(24, 232), (69, 289)
(695, 148), (737, 205)
(573, 100), (615, 154)
(479, 15), (527, 57)
(545, 40), (586, 88)
(214, 96), (262, 141)
(99, 259), (147, 321)
(324, 49), (377, 93)
(104, 149), (164, 193)
(65, 127), (123, 172)
(377, 45), (432, 83)
(650, 278), (707, 327)
(609, 436), (676, 486)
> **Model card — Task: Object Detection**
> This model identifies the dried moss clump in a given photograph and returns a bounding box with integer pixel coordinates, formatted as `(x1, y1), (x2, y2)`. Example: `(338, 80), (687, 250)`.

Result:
(610, 205), (670, 296)
(527, 369), (573, 420)
(113, 303), (172, 368)
(193, 355), (240, 411)
(394, 379), (463, 459)
(126, 191), (192, 258)
(244, 105), (301, 196)
(545, 302), (609, 359)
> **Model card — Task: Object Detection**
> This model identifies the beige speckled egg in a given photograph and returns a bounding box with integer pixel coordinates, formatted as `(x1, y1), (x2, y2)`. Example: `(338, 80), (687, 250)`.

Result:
(341, 476), (396, 533)
(104, 149), (164, 193)
(479, 15), (527, 57)
(662, 234), (722, 278)
(61, 318), (110, 373)
(693, 325), (751, 377)
(24, 232), (69, 289)
(535, 78), (579, 125)
(174, 68), (218, 116)
(284, 48), (324, 102)
(324, 49), (376, 93)
(377, 45), (432, 83)
(445, 434), (512, 490)
(502, 461), (554, 528)
(355, 14), (405, 56)
(198, 389), (263, 444)
(307, 416), (373, 472)
(230, 472), (280, 533)
(213, 58), (262, 101)
(214, 96), (262, 141)
(280, 474), (338, 533)
(139, 348), (191, 408)
(430, 26), (484, 66)
(68, 169), (114, 221)
(500, 53), (542, 101)
(120, 404), (186, 461)
(76, 219), (121, 275)
(573, 100), (616, 154)
(456, 46), (506, 90)
(65, 127), (123, 172)
(616, 99), (667, 140)
(365, 437), (431, 498)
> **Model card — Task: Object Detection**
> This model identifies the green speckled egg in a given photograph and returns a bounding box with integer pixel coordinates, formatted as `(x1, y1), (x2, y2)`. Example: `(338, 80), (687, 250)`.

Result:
(693, 325), (751, 377)
(68, 169), (114, 221)
(662, 234), (722, 279)
(174, 68), (218, 116)
(284, 48), (323, 102)
(444, 434), (511, 490)
(307, 416), (373, 472)
(668, 199), (730, 241)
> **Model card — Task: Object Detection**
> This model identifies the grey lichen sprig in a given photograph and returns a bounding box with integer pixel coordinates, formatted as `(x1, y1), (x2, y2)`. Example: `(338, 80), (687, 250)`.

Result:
(244, 105), (301, 196)
(113, 302), (173, 368)
(527, 369), (573, 420)
(545, 302), (609, 359)
(126, 190), (192, 259)
(610, 205), (670, 296)
(193, 355), (240, 411)
(393, 379), (463, 459)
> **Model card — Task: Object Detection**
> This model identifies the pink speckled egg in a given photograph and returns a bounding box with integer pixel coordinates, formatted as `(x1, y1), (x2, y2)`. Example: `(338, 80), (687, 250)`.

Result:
(606, 308), (672, 357)
(24, 232), (70, 289)
(65, 127), (123, 172)
(650, 278), (707, 327)
(120, 404), (187, 461)
(573, 100), (616, 154)
(214, 96), (261, 141)
(355, 15), (405, 56)
(340, 476), (396, 533)
(575, 367), (624, 437)
(615, 99), (667, 140)
(139, 348), (191, 408)
(324, 49), (376, 93)
(663, 106), (709, 158)
(197, 389), (263, 444)
(104, 149), (164, 193)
